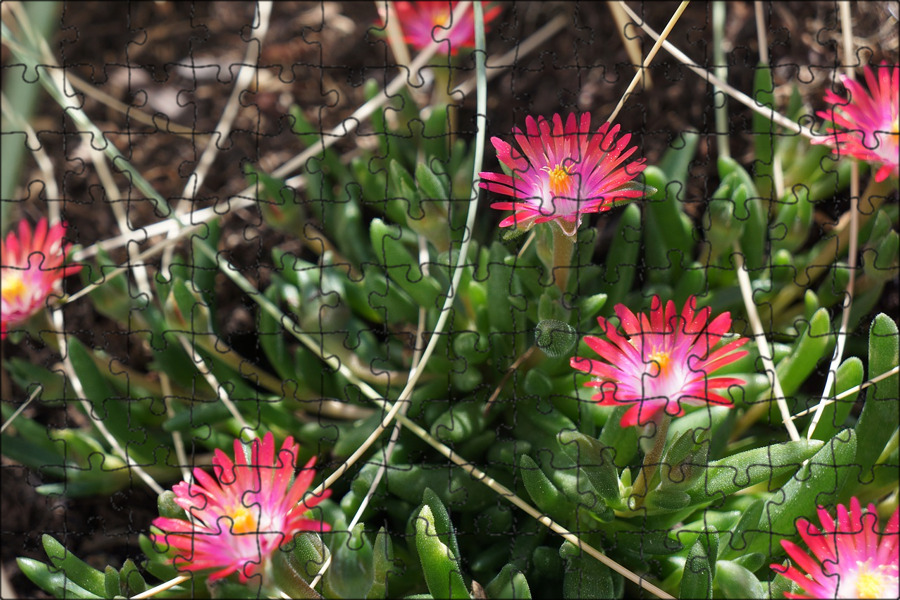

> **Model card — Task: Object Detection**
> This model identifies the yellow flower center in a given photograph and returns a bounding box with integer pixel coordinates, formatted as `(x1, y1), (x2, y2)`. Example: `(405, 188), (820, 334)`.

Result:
(648, 350), (671, 376)
(1, 272), (26, 304)
(544, 163), (573, 196)
(432, 11), (450, 28)
(853, 560), (899, 599)
(229, 505), (257, 534)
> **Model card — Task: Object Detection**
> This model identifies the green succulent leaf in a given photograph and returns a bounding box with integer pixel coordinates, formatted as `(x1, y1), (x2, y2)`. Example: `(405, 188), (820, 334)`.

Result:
(855, 313), (900, 481)
(746, 430), (856, 555)
(716, 560), (764, 599)
(683, 439), (823, 503)
(17, 557), (103, 600)
(415, 505), (469, 599)
(41, 534), (106, 597)
(680, 527), (719, 600)
(485, 563), (532, 599)
(557, 430), (620, 504)
(560, 541), (617, 599)
(368, 527), (395, 599)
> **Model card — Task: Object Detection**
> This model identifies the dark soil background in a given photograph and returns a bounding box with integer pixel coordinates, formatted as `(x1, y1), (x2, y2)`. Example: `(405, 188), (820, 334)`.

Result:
(2, 2), (898, 597)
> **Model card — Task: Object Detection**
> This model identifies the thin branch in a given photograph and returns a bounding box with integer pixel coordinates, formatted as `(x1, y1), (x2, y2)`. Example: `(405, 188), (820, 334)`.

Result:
(607, 2), (653, 90)
(70, 11), (567, 264)
(0, 91), (60, 223)
(712, 1), (730, 158)
(65, 221), (207, 304)
(607, 1), (689, 123)
(384, 400), (674, 599)
(483, 345), (536, 415)
(754, 1), (768, 66)
(806, 0), (861, 440)
(176, 336), (255, 441)
(452, 13), (569, 97)
(65, 71), (208, 142)
(129, 575), (191, 599)
(733, 242), (801, 442)
(308, 237), (431, 591)
(160, 373), (190, 483)
(617, 1), (816, 140)
(0, 385), (43, 435)
(192, 3), (485, 510)
(2, 6), (170, 216)
(48, 309), (165, 495)
(792, 367), (899, 420)
(91, 147), (154, 297)
(161, 1), (273, 275)
(381, 1), (413, 75)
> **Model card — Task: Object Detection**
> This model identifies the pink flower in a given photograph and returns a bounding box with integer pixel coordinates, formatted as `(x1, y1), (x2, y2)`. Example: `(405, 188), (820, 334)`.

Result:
(381, 1), (502, 55)
(151, 432), (331, 582)
(771, 497), (899, 599)
(479, 113), (649, 236)
(814, 63), (899, 183)
(1, 218), (80, 339)
(570, 296), (748, 427)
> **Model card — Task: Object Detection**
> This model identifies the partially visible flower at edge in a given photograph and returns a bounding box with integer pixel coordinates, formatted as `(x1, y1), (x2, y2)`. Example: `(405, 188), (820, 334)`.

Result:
(770, 497), (899, 599)
(479, 112), (651, 237)
(378, 1), (502, 55)
(570, 296), (748, 427)
(151, 432), (331, 582)
(1, 218), (80, 339)
(813, 62), (899, 183)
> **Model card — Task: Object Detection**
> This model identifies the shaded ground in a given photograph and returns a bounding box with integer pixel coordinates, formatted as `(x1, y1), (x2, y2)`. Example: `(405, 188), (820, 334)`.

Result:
(2, 1), (898, 596)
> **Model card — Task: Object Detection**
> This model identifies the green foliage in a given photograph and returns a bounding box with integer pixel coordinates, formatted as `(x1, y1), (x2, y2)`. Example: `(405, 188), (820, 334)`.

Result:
(680, 528), (718, 599)
(854, 314), (900, 480)
(416, 505), (469, 599)
(5, 5), (898, 597)
(18, 535), (164, 599)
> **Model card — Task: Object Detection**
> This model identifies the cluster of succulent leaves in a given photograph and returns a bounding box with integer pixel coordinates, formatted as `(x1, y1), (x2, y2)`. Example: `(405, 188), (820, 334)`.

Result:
(6, 58), (899, 600)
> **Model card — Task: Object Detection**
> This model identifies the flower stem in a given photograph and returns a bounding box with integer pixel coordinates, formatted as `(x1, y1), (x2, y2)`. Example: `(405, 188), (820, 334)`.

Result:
(551, 224), (575, 294)
(630, 415), (672, 509)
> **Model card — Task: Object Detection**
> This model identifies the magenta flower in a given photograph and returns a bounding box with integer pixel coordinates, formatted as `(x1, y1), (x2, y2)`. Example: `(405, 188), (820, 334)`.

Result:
(771, 497), (899, 599)
(479, 113), (650, 236)
(381, 1), (501, 55)
(814, 63), (899, 182)
(151, 432), (330, 582)
(570, 296), (748, 427)
(1, 218), (80, 339)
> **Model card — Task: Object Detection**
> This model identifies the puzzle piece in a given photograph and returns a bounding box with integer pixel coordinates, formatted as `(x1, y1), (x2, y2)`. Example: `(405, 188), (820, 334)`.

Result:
(2, 2), (899, 599)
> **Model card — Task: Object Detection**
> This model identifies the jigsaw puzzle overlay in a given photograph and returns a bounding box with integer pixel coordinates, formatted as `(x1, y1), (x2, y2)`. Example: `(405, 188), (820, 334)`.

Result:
(1, 2), (898, 599)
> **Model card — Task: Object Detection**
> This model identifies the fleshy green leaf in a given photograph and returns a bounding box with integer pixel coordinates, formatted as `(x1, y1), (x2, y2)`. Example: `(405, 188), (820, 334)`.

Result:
(42, 534), (106, 597)
(415, 505), (468, 599)
(855, 314), (900, 481)
(746, 430), (856, 555)
(682, 439), (823, 503)
(680, 527), (718, 599)
(485, 564), (532, 599)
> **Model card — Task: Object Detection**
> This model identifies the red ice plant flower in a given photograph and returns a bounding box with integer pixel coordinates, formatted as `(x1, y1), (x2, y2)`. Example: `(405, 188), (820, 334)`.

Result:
(380, 1), (501, 55)
(151, 432), (330, 582)
(771, 497), (899, 599)
(479, 113), (649, 237)
(814, 63), (899, 182)
(1, 218), (80, 339)
(570, 296), (748, 427)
